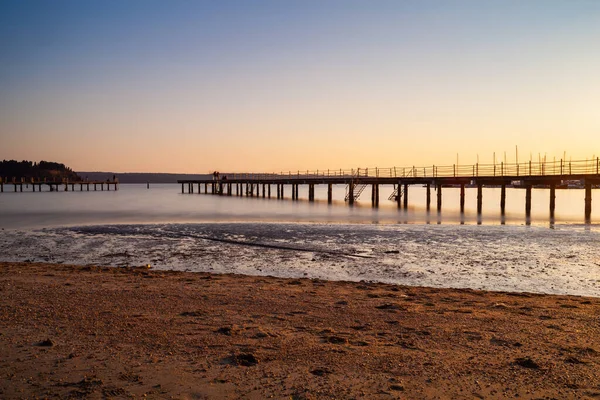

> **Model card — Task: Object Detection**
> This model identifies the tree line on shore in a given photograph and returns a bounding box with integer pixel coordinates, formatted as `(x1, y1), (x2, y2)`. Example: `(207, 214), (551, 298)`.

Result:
(0, 160), (81, 182)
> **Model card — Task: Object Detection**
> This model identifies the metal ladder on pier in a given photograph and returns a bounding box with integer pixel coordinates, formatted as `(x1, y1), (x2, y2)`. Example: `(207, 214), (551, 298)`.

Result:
(345, 183), (368, 201)
(388, 184), (405, 202)
(344, 168), (368, 202)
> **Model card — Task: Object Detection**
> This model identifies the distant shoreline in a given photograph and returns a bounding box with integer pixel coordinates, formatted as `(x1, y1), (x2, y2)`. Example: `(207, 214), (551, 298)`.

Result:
(76, 171), (212, 184)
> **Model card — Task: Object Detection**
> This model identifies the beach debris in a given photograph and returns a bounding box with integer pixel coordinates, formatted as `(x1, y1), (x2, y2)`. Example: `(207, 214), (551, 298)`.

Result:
(233, 353), (259, 367)
(326, 336), (348, 345)
(310, 368), (331, 376)
(389, 384), (405, 391)
(179, 310), (204, 317)
(514, 357), (540, 369)
(102, 387), (128, 397)
(253, 328), (278, 338)
(216, 326), (240, 336)
(375, 303), (403, 310)
(35, 338), (54, 347)
(118, 372), (142, 382)
(384, 250), (400, 254)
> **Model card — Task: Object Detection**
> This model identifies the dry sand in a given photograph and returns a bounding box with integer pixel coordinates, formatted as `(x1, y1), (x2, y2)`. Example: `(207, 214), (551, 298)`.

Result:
(1, 262), (599, 399)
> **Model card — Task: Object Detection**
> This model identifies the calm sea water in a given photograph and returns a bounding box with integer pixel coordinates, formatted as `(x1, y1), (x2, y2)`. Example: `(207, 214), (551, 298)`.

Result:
(0, 183), (599, 228)
(1, 184), (599, 297)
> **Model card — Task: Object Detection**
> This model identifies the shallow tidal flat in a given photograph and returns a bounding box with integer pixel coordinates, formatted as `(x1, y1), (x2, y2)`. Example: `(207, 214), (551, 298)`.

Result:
(1, 262), (599, 399)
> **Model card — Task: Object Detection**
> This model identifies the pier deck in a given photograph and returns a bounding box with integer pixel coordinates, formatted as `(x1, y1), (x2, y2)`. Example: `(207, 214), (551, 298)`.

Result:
(0, 180), (119, 193)
(178, 159), (600, 222)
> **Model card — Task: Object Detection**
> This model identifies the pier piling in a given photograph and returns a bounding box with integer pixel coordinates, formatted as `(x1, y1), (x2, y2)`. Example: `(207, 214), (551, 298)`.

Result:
(549, 183), (556, 219)
(585, 182), (592, 222)
(500, 184), (506, 215)
(525, 184), (532, 219)
(477, 184), (483, 215)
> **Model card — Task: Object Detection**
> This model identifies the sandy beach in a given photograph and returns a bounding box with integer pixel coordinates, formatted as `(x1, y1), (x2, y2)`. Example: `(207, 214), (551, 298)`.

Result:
(1, 262), (599, 399)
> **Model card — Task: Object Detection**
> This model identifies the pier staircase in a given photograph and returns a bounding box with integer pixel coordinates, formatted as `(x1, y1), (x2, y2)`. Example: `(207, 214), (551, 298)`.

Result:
(388, 185), (405, 202)
(344, 168), (369, 202)
(344, 183), (368, 202)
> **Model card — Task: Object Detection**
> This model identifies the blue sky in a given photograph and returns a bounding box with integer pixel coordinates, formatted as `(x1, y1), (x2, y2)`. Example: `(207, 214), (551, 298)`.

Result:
(1, 1), (599, 172)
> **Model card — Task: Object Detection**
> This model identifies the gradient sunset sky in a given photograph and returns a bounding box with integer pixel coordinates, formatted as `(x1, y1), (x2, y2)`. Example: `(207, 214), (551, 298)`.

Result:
(1, 1), (599, 173)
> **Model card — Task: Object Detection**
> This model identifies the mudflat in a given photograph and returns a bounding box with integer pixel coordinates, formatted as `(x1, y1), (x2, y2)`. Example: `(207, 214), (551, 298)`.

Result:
(1, 262), (599, 399)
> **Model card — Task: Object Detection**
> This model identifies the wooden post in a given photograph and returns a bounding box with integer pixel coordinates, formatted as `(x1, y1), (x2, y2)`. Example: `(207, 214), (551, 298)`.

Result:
(71, 183), (75, 191)
(191, 183), (194, 194)
(94, 183), (97, 191)
(268, 184), (271, 198)
(436, 183), (442, 211)
(396, 182), (401, 208)
(500, 184), (506, 215)
(477, 183), (483, 215)
(280, 184), (284, 198)
(525, 184), (532, 218)
(460, 183), (465, 213)
(585, 182), (592, 222)
(33, 184), (36, 192)
(550, 183), (556, 219)
(348, 181), (355, 205)
(276, 184), (280, 199)
(403, 183), (408, 209)
(371, 184), (376, 206)
(263, 184), (266, 198)
(327, 183), (332, 203)
(426, 183), (431, 210)
(375, 184), (379, 207)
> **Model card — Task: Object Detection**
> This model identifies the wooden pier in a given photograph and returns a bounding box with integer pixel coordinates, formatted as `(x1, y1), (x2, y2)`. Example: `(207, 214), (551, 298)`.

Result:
(179, 158), (600, 222)
(0, 178), (119, 193)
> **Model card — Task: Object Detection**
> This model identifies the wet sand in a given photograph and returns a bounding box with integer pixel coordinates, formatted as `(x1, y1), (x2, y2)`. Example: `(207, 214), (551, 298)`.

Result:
(1, 262), (599, 399)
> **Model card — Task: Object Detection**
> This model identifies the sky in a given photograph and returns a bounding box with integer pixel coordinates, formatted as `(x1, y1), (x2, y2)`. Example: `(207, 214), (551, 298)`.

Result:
(1, 0), (599, 173)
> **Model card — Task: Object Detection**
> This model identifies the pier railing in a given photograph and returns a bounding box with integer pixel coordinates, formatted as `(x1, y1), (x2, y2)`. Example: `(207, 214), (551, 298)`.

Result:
(223, 158), (600, 180)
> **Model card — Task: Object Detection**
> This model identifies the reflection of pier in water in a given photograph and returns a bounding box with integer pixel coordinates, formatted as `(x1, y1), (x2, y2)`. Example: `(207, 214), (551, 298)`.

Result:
(179, 159), (600, 224)
(0, 179), (119, 193)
